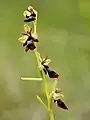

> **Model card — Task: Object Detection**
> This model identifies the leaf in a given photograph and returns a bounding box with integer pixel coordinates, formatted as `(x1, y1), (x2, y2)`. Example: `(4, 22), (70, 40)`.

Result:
(18, 35), (28, 43)
(23, 10), (31, 18)
(24, 24), (31, 33)
(36, 95), (48, 111)
(21, 77), (42, 81)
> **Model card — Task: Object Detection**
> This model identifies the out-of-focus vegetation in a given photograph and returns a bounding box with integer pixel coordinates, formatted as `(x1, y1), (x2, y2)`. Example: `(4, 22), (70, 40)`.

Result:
(0, 0), (90, 120)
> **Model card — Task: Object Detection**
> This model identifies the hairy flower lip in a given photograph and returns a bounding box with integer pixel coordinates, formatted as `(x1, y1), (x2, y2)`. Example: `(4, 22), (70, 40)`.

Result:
(23, 37), (38, 51)
(54, 99), (68, 110)
(25, 43), (36, 52)
(47, 70), (59, 78)
(43, 65), (59, 78)
(23, 39), (36, 51)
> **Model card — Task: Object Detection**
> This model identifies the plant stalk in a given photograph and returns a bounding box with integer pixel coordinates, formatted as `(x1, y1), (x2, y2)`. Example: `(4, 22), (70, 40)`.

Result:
(33, 14), (55, 120)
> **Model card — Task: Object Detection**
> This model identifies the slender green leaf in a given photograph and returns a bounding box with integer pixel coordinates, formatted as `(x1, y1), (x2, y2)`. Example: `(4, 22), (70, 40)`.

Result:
(36, 95), (48, 111)
(21, 77), (42, 81)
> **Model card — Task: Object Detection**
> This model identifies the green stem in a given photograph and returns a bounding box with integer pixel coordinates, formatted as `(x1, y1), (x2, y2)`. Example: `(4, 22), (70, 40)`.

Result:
(33, 21), (37, 35)
(48, 93), (54, 120)
(33, 11), (37, 35)
(33, 13), (54, 120)
(33, 20), (48, 99)
(34, 44), (49, 99)
(49, 111), (55, 120)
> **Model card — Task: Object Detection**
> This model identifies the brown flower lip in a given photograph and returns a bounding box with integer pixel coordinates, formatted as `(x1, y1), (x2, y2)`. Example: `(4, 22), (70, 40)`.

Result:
(23, 36), (38, 52)
(54, 99), (68, 110)
(25, 43), (36, 52)
(43, 65), (59, 78)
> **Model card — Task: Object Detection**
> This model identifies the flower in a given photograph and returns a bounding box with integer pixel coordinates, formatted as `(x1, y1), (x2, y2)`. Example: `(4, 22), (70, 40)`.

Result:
(23, 6), (37, 22)
(37, 52), (59, 78)
(53, 88), (68, 110)
(18, 24), (38, 52)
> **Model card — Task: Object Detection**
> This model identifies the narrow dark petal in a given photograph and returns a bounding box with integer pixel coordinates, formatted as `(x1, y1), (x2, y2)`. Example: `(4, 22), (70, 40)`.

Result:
(43, 65), (49, 69)
(22, 33), (28, 36)
(26, 15), (29, 18)
(24, 17), (36, 22)
(27, 36), (33, 41)
(23, 41), (27, 46)
(31, 13), (36, 17)
(43, 68), (47, 75)
(57, 99), (68, 110)
(54, 99), (57, 103)
(43, 65), (49, 74)
(33, 39), (39, 42)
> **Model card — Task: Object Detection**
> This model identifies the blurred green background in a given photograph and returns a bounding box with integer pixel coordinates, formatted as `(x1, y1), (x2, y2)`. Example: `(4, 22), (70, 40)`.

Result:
(0, 0), (90, 120)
